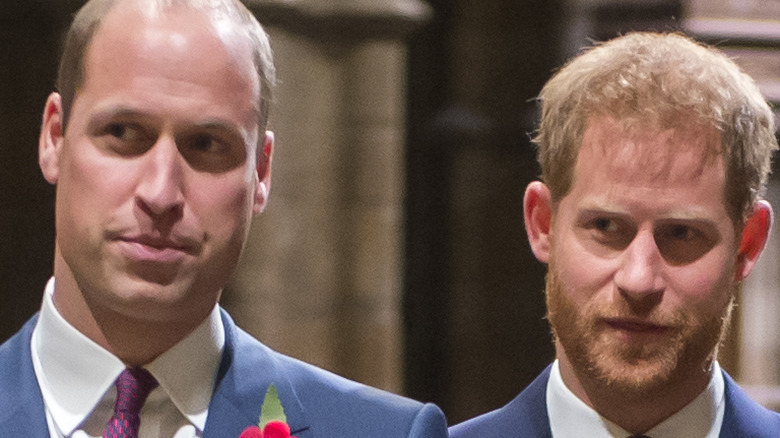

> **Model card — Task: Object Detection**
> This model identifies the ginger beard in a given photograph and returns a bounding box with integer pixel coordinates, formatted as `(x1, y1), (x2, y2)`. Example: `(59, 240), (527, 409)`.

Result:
(545, 256), (735, 399)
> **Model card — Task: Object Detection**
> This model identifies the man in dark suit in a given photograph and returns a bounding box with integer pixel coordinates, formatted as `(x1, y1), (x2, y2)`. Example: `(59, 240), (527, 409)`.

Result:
(0, 0), (448, 436)
(451, 32), (780, 437)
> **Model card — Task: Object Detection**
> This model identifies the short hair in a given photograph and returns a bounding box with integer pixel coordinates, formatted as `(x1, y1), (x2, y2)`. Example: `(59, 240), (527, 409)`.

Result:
(56, 0), (276, 132)
(534, 32), (777, 222)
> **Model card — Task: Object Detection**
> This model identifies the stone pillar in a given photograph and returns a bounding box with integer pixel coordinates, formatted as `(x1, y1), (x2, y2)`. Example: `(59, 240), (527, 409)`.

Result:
(225, 0), (430, 393)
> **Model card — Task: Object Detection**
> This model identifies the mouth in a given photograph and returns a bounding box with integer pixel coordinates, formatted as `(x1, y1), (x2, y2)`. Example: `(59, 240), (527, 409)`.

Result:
(113, 234), (200, 263)
(603, 318), (672, 340)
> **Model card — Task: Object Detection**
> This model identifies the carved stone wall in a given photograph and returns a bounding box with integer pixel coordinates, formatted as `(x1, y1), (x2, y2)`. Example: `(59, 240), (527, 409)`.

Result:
(225, 0), (430, 394)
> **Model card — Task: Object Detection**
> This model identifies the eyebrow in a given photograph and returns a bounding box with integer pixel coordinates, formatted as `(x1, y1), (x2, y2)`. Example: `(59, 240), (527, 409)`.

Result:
(87, 106), (250, 141)
(576, 204), (720, 223)
(87, 105), (153, 128)
(182, 119), (251, 146)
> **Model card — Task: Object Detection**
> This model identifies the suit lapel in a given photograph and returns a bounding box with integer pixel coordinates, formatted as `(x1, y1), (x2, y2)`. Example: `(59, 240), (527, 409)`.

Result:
(203, 310), (311, 438)
(0, 315), (49, 436)
(718, 369), (780, 437)
(451, 365), (552, 438)
(509, 365), (553, 437)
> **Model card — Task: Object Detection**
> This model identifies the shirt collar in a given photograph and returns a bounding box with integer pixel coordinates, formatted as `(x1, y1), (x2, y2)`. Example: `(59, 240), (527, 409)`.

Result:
(145, 301), (225, 430)
(547, 359), (725, 438)
(31, 277), (225, 435)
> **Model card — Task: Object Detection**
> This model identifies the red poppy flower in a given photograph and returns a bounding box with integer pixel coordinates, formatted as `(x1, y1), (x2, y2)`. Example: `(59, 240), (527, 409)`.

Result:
(264, 421), (293, 438)
(239, 421), (295, 438)
(239, 426), (264, 438)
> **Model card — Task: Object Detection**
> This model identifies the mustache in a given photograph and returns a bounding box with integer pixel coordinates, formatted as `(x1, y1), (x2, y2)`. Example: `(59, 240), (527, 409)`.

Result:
(596, 305), (686, 328)
(546, 271), (736, 336)
(543, 266), (682, 330)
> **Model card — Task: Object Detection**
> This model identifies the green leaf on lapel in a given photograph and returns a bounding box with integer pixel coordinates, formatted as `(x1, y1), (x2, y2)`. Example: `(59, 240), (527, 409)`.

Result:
(259, 384), (287, 427)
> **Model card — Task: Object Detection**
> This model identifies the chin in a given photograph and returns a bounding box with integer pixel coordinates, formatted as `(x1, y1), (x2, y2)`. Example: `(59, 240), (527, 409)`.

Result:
(586, 346), (680, 396)
(93, 275), (195, 318)
(565, 323), (721, 398)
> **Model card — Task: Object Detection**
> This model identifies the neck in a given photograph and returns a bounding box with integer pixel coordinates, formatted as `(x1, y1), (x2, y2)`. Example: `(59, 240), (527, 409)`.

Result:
(51, 253), (209, 366)
(556, 344), (713, 434)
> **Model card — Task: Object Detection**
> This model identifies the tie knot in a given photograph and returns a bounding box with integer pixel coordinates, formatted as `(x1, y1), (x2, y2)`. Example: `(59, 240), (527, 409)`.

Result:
(114, 367), (158, 414)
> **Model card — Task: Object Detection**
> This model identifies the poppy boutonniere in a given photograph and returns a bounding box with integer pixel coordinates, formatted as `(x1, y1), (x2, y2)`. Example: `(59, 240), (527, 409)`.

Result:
(239, 385), (296, 438)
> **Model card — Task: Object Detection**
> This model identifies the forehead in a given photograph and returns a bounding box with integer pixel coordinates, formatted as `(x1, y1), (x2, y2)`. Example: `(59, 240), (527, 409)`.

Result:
(81, 2), (259, 110)
(562, 116), (728, 217)
(577, 116), (723, 187)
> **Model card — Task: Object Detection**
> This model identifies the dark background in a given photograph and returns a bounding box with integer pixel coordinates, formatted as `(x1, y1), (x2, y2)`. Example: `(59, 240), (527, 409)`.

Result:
(1, 1), (69, 341)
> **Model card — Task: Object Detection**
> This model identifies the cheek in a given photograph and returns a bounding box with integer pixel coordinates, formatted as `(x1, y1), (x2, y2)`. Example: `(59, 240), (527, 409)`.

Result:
(551, 231), (615, 302)
(667, 251), (737, 308)
(60, 140), (138, 200)
(57, 154), (130, 230)
(189, 178), (255, 234)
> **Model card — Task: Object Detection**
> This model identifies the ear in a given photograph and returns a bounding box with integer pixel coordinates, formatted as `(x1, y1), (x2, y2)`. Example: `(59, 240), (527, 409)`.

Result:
(735, 200), (772, 281)
(524, 181), (554, 263)
(39, 92), (65, 185)
(252, 130), (274, 214)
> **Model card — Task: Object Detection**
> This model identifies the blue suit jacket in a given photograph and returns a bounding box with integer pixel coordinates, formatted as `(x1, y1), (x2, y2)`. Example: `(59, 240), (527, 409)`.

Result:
(450, 364), (780, 438)
(0, 310), (448, 437)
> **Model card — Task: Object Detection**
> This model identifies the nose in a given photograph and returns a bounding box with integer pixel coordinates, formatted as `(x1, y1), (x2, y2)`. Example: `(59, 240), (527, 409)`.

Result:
(613, 228), (665, 300)
(135, 137), (185, 221)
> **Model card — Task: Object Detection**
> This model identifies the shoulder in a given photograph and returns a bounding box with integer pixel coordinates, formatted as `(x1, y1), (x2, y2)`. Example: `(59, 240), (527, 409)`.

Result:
(0, 316), (48, 434)
(721, 370), (780, 436)
(449, 365), (552, 438)
(284, 356), (448, 438)
(0, 315), (37, 381)
(223, 313), (447, 438)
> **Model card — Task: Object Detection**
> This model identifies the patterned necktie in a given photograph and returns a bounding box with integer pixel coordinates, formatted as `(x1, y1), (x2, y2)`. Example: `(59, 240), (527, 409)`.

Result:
(104, 367), (158, 438)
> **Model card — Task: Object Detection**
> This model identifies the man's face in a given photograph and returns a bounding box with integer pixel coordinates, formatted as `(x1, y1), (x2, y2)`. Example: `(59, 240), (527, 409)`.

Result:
(545, 116), (739, 397)
(41, 5), (269, 325)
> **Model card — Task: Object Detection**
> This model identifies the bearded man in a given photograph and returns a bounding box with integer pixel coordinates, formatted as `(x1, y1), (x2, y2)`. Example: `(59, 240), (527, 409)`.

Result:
(450, 32), (780, 437)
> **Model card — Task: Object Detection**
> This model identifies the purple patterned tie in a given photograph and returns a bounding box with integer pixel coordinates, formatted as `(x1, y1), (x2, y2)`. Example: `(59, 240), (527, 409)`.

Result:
(104, 367), (158, 438)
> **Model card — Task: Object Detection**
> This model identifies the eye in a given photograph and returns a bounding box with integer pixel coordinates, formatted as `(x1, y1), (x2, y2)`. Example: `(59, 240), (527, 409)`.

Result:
(107, 123), (126, 138)
(593, 218), (619, 233)
(99, 123), (151, 155)
(654, 222), (718, 265)
(581, 216), (634, 250)
(179, 133), (246, 173)
(667, 224), (696, 241)
(190, 134), (220, 152)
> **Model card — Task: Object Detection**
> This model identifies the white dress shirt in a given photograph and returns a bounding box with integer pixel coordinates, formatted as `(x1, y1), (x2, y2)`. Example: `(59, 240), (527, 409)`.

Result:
(547, 360), (725, 437)
(31, 278), (225, 437)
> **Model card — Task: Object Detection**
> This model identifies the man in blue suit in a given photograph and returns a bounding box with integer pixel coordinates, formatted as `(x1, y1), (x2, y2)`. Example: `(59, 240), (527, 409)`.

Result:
(0, 0), (447, 436)
(451, 32), (780, 437)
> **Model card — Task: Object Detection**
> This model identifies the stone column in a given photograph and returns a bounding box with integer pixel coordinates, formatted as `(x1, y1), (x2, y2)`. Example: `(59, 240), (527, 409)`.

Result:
(226, 0), (431, 393)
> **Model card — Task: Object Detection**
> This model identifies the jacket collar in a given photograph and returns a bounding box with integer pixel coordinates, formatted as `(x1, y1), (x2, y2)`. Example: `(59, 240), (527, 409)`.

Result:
(203, 309), (311, 437)
(0, 310), (314, 438)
